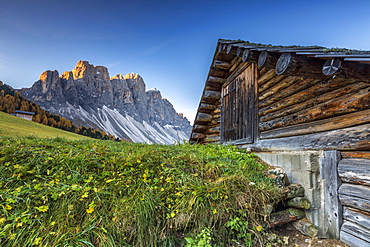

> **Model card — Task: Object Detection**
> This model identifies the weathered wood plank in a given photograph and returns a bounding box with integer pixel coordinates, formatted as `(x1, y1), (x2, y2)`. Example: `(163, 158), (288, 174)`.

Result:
(260, 86), (370, 131)
(259, 78), (318, 109)
(339, 183), (370, 213)
(341, 220), (370, 243)
(192, 124), (208, 133)
(241, 123), (370, 151)
(341, 151), (370, 159)
(343, 206), (370, 230)
(285, 197), (311, 209)
(322, 150), (342, 239)
(341, 230), (370, 247)
(259, 79), (362, 118)
(338, 158), (370, 186)
(259, 77), (301, 101)
(260, 109), (370, 139)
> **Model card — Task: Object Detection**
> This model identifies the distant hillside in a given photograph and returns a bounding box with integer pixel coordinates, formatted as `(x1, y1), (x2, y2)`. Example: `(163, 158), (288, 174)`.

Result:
(0, 111), (90, 140)
(0, 81), (117, 140)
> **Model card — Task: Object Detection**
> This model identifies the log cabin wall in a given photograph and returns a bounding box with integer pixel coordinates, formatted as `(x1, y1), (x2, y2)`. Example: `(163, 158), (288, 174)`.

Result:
(190, 39), (370, 245)
(338, 151), (370, 246)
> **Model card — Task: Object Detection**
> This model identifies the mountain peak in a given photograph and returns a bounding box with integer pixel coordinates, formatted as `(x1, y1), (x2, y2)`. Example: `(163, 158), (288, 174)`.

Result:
(123, 72), (141, 80)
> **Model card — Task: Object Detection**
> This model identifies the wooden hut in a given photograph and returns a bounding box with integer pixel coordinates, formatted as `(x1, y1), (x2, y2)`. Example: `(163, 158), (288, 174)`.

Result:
(190, 39), (370, 246)
(15, 110), (34, 121)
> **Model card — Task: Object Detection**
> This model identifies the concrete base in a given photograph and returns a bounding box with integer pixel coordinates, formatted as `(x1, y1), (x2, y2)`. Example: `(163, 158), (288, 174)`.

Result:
(255, 151), (326, 237)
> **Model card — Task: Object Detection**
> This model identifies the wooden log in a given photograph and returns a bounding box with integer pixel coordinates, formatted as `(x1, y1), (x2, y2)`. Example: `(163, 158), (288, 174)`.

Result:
(241, 49), (259, 63)
(259, 77), (301, 101)
(285, 197), (311, 209)
(339, 183), (370, 213)
(258, 51), (280, 69)
(341, 151), (370, 159)
(343, 206), (370, 230)
(291, 218), (318, 237)
(194, 112), (212, 122)
(205, 126), (220, 134)
(322, 150), (342, 239)
(259, 86), (370, 131)
(276, 53), (327, 79)
(198, 103), (217, 112)
(213, 60), (231, 70)
(192, 124), (208, 133)
(260, 108), (370, 139)
(207, 76), (226, 84)
(338, 158), (370, 186)
(322, 58), (341, 76)
(242, 123), (370, 151)
(201, 90), (221, 103)
(258, 74), (288, 93)
(190, 133), (205, 139)
(323, 58), (370, 82)
(268, 208), (305, 228)
(279, 183), (305, 199)
(341, 230), (370, 247)
(258, 67), (270, 77)
(341, 220), (370, 244)
(258, 69), (276, 86)
(259, 78), (318, 109)
(260, 81), (368, 120)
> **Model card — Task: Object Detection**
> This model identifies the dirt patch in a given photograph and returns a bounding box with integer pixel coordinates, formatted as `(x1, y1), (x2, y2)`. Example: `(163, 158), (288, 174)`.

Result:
(270, 223), (349, 247)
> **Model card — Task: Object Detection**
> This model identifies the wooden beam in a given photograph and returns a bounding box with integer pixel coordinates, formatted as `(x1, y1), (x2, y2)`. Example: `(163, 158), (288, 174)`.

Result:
(322, 150), (342, 239)
(241, 123), (370, 151)
(192, 124), (208, 133)
(323, 58), (370, 81)
(258, 51), (280, 69)
(201, 90), (221, 103)
(258, 74), (288, 93)
(338, 158), (370, 186)
(257, 69), (276, 86)
(341, 230), (370, 247)
(341, 151), (370, 159)
(343, 206), (370, 230)
(260, 80), (366, 119)
(194, 112), (212, 123)
(259, 78), (318, 109)
(208, 76), (226, 84)
(259, 77), (301, 101)
(341, 220), (370, 244)
(190, 132), (205, 140)
(276, 53), (327, 79)
(259, 86), (370, 131)
(213, 60), (231, 70)
(260, 108), (370, 139)
(339, 183), (370, 213)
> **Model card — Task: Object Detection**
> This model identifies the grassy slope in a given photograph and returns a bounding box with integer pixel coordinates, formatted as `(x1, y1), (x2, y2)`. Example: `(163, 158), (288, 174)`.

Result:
(0, 137), (279, 247)
(0, 112), (89, 140)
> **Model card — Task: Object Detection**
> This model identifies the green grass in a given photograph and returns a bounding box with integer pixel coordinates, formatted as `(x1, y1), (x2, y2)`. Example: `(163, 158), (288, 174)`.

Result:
(0, 137), (280, 247)
(0, 112), (90, 140)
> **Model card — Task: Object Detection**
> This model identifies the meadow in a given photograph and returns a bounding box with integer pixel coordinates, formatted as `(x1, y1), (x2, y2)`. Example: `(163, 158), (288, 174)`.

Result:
(0, 112), (90, 140)
(0, 136), (279, 246)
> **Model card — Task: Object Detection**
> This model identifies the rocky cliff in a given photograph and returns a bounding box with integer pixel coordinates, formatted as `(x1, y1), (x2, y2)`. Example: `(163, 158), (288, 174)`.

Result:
(20, 60), (192, 144)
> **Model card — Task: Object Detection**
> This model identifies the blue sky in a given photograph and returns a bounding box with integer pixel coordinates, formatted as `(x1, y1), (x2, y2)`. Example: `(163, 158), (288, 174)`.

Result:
(1, 0), (370, 123)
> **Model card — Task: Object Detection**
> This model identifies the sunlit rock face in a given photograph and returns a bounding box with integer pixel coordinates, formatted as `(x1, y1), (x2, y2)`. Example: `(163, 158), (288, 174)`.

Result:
(20, 60), (192, 144)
